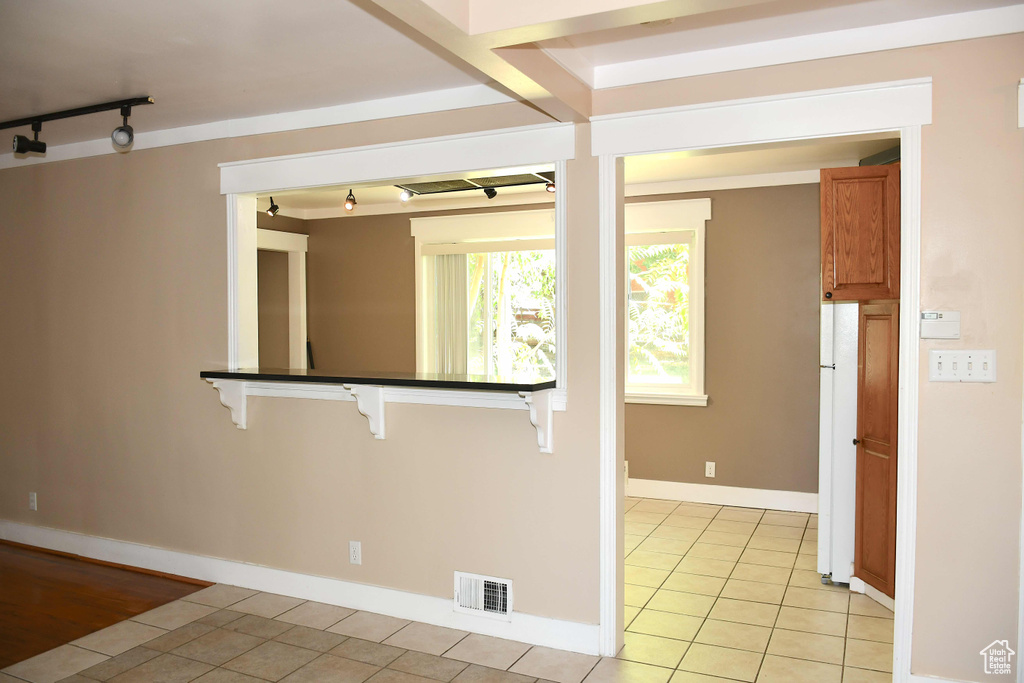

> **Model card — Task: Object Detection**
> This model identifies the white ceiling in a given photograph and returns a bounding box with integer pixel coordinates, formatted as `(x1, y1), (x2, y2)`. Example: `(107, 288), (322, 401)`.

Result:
(0, 0), (490, 145)
(538, 0), (1018, 69)
(624, 133), (899, 185)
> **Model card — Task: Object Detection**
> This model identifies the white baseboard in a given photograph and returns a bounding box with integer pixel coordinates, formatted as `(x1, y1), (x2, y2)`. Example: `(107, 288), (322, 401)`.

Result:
(0, 520), (599, 655)
(907, 675), (965, 683)
(627, 478), (818, 514)
(849, 576), (897, 612)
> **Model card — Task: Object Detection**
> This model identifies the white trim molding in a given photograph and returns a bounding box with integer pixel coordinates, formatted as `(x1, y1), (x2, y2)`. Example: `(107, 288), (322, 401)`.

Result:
(628, 478), (818, 514)
(594, 81), (926, 678)
(0, 520), (599, 655)
(0, 84), (515, 170)
(625, 393), (708, 407)
(591, 78), (931, 158)
(592, 5), (1024, 89)
(219, 123), (575, 196)
(1018, 78), (1023, 129)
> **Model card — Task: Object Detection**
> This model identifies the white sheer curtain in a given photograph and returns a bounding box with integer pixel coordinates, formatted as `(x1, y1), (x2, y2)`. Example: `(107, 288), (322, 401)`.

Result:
(433, 254), (468, 374)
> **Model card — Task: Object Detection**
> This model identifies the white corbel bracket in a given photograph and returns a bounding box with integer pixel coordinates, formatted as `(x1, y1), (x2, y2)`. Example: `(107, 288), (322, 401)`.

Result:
(208, 379), (247, 429)
(343, 384), (386, 439)
(520, 389), (554, 454)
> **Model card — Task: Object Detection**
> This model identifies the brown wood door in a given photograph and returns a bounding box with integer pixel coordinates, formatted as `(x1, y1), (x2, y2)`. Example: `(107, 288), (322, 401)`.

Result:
(821, 165), (900, 301)
(855, 302), (899, 597)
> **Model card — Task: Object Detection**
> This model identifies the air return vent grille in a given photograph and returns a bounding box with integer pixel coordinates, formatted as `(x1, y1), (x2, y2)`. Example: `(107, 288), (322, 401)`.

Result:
(454, 571), (513, 620)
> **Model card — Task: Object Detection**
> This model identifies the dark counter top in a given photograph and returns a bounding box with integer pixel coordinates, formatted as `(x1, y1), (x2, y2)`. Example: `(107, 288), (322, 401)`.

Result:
(200, 368), (556, 393)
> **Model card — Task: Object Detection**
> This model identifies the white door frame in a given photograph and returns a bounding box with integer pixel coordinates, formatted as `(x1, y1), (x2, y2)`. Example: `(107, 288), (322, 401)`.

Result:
(592, 78), (929, 680)
(256, 228), (309, 369)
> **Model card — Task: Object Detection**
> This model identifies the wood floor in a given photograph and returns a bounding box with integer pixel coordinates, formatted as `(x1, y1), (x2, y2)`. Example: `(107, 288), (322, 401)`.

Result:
(0, 541), (210, 669)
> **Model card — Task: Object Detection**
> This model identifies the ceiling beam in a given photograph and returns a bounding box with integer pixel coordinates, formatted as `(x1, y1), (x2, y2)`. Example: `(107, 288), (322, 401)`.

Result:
(366, 0), (592, 122)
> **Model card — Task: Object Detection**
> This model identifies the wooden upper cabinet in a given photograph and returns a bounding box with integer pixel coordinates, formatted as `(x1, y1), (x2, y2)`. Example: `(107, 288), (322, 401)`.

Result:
(821, 164), (900, 301)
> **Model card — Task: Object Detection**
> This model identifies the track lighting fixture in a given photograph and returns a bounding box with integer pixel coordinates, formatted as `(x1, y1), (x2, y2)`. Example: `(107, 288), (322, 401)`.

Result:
(2, 96), (154, 159)
(545, 182), (556, 193)
(484, 187), (497, 199)
(345, 190), (357, 211)
(12, 121), (46, 155)
(399, 189), (413, 202)
(111, 105), (135, 151)
(266, 197), (279, 217)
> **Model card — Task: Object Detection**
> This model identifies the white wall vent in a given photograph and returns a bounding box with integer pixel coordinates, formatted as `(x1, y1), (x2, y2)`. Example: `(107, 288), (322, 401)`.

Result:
(454, 571), (513, 620)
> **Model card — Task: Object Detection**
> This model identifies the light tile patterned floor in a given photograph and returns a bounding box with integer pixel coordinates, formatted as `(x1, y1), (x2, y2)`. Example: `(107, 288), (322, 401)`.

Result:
(623, 496), (894, 683)
(1, 498), (894, 683)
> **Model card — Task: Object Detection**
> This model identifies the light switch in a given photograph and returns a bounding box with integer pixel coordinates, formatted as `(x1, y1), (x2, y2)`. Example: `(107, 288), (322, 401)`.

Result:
(928, 350), (996, 382)
(921, 311), (960, 339)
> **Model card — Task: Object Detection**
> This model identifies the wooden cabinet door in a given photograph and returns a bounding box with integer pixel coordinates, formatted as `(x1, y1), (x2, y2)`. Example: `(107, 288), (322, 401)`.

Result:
(855, 302), (899, 598)
(821, 165), (900, 301)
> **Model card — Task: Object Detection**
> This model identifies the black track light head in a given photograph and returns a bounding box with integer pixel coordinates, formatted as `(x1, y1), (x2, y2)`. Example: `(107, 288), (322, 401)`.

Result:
(111, 105), (134, 151)
(13, 121), (45, 155)
(545, 182), (556, 193)
(484, 187), (497, 199)
(266, 197), (279, 217)
(345, 189), (357, 211)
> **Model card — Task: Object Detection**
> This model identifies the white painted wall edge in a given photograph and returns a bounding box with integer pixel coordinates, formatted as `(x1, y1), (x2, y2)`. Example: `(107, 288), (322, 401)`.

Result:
(0, 84), (515, 170)
(593, 5), (1024, 89)
(628, 478), (818, 514)
(0, 519), (599, 655)
(906, 675), (965, 683)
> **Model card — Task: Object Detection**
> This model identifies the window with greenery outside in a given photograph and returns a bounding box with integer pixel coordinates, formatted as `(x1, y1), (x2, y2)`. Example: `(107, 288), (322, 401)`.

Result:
(466, 249), (556, 380)
(627, 241), (691, 387)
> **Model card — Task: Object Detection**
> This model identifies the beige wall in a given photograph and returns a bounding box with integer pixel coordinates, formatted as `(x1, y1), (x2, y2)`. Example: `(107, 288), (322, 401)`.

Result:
(626, 185), (821, 492)
(304, 214), (417, 373)
(0, 101), (602, 625)
(257, 249), (291, 368)
(600, 34), (1024, 682)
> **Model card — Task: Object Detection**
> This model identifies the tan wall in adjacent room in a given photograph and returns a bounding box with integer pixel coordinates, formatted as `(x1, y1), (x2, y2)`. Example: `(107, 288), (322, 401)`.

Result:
(625, 185), (821, 492)
(257, 249), (291, 369)
(0, 102), (603, 626)
(599, 33), (1024, 682)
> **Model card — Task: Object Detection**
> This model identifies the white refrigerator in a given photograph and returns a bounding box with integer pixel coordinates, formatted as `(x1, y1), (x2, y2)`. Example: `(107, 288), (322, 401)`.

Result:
(817, 302), (859, 584)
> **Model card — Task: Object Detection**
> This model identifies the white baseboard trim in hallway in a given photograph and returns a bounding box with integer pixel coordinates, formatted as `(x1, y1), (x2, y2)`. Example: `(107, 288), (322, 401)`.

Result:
(0, 519), (599, 655)
(849, 576), (897, 612)
(628, 478), (818, 514)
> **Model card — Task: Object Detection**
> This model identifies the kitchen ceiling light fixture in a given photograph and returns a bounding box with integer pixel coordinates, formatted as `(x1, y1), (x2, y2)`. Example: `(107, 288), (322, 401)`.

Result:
(399, 189), (414, 202)
(12, 121), (46, 154)
(545, 182), (556, 193)
(266, 197), (279, 217)
(2, 96), (154, 158)
(111, 105), (135, 150)
(345, 190), (357, 211)
(484, 187), (497, 199)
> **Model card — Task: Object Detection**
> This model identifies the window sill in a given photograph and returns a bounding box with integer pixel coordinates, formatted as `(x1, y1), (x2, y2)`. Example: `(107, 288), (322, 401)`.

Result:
(626, 392), (708, 407)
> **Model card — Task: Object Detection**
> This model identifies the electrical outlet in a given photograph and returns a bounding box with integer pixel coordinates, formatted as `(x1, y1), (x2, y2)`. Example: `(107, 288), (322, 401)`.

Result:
(705, 462), (715, 478)
(29, 492), (37, 511)
(349, 541), (362, 565)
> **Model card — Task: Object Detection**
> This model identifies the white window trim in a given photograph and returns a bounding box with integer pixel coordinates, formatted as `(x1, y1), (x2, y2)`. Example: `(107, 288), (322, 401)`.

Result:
(624, 200), (709, 406)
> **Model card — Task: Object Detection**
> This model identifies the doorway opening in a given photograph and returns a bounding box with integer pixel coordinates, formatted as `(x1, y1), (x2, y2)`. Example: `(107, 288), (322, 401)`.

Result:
(617, 131), (904, 680)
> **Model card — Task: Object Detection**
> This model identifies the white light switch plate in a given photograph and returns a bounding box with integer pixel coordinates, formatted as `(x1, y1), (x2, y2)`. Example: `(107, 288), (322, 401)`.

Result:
(928, 350), (996, 382)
